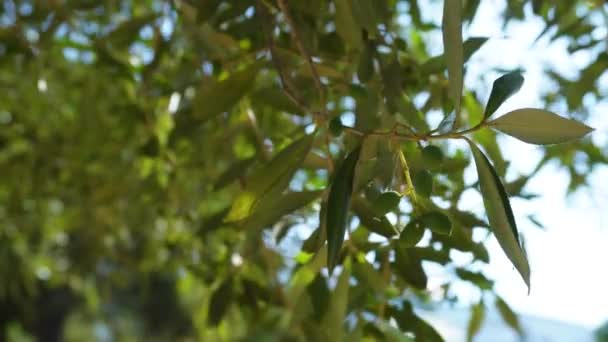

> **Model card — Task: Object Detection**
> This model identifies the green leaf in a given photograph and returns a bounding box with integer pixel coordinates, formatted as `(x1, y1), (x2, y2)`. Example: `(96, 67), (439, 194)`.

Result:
(463, 37), (488, 61)
(372, 191), (402, 215)
(357, 40), (375, 83)
(442, 0), (463, 119)
(225, 134), (314, 221)
(106, 14), (158, 48)
(329, 116), (344, 136)
(207, 277), (233, 326)
(421, 145), (444, 170)
(326, 146), (362, 273)
(335, 0), (363, 50)
(351, 196), (399, 238)
(193, 64), (260, 120)
(324, 258), (351, 341)
(487, 108), (594, 145)
(245, 191), (322, 231)
(467, 141), (530, 290)
(483, 71), (524, 119)
(412, 170), (433, 198)
(420, 211), (452, 235)
(466, 301), (485, 342)
(495, 296), (523, 336)
(399, 220), (425, 247)
(394, 246), (427, 289)
(456, 268), (493, 290)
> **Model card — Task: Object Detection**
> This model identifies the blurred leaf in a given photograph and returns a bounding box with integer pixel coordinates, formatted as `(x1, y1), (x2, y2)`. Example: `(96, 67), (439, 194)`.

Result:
(456, 268), (493, 290)
(399, 220), (425, 247)
(468, 141), (530, 291)
(245, 190), (322, 231)
(394, 245), (427, 289)
(487, 108), (594, 145)
(357, 40), (375, 83)
(193, 63), (261, 120)
(335, 0), (363, 50)
(208, 277), (233, 326)
(420, 211), (452, 235)
(324, 258), (352, 340)
(466, 301), (485, 342)
(352, 196), (399, 238)
(495, 296), (524, 336)
(442, 0), (463, 120)
(226, 134), (314, 221)
(372, 191), (402, 215)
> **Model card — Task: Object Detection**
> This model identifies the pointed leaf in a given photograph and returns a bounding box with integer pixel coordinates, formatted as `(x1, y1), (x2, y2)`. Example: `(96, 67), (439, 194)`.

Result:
(483, 71), (524, 119)
(467, 141), (530, 290)
(463, 37), (488, 61)
(487, 108), (593, 145)
(442, 0), (463, 119)
(193, 64), (260, 120)
(326, 146), (361, 273)
(466, 301), (485, 342)
(245, 191), (322, 231)
(495, 296), (523, 336)
(226, 135), (314, 221)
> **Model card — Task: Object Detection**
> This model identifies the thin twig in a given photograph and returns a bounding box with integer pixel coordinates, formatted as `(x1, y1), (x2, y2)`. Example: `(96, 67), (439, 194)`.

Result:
(276, 0), (327, 118)
(257, 0), (310, 112)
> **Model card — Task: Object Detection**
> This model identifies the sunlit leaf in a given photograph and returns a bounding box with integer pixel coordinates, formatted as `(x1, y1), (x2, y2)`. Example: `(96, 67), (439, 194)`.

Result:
(225, 134), (314, 221)
(487, 108), (594, 145)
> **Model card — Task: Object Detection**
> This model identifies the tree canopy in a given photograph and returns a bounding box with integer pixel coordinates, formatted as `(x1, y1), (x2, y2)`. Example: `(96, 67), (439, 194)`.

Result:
(0, 0), (605, 340)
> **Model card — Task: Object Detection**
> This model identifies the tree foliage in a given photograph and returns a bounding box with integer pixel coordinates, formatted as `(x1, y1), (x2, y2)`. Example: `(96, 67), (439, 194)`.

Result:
(0, 0), (605, 340)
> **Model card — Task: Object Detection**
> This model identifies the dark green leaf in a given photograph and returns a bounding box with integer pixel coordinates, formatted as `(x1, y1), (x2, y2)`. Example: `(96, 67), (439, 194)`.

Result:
(421, 145), (444, 170)
(484, 71), (525, 119)
(326, 146), (362, 273)
(372, 191), (402, 215)
(357, 41), (375, 83)
(399, 220), (425, 247)
(412, 170), (433, 198)
(420, 211), (451, 235)
(394, 246), (427, 289)
(208, 278), (233, 326)
(352, 197), (399, 238)
(467, 141), (530, 290)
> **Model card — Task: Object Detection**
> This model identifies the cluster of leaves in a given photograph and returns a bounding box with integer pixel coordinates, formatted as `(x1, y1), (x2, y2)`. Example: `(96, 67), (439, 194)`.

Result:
(0, 0), (604, 340)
